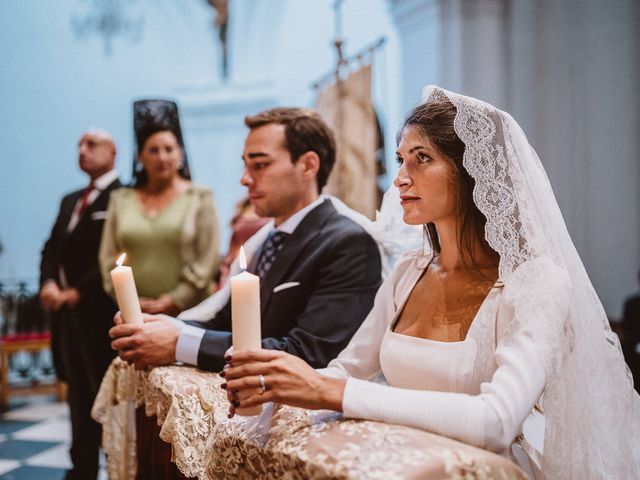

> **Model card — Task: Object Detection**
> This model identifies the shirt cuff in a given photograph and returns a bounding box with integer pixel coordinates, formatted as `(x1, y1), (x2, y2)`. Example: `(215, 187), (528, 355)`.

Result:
(175, 323), (206, 366)
(163, 315), (184, 332)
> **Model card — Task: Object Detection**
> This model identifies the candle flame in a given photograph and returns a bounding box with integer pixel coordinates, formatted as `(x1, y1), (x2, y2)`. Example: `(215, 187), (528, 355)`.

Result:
(239, 246), (247, 270)
(116, 253), (127, 267)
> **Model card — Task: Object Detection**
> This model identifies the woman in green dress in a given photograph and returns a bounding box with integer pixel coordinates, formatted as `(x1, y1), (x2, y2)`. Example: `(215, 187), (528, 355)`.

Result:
(100, 100), (220, 316)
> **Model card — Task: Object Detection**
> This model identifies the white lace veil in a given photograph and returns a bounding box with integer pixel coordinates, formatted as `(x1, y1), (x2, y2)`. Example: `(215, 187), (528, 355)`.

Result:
(420, 85), (639, 478)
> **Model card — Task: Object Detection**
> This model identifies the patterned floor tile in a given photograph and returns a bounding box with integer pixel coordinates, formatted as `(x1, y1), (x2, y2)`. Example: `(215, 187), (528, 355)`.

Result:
(0, 423), (36, 436)
(12, 418), (70, 443)
(0, 465), (66, 480)
(6, 393), (57, 413)
(0, 439), (61, 462)
(0, 395), (109, 479)
(2, 402), (68, 423)
(0, 460), (20, 476)
(24, 444), (71, 470)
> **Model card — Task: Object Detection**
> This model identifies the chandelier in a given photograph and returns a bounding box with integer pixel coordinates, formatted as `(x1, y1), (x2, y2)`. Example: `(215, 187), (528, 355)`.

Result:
(71, 0), (144, 56)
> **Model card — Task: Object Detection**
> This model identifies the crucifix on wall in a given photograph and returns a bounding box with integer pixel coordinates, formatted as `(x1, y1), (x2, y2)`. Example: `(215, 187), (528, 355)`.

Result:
(206, 0), (229, 80)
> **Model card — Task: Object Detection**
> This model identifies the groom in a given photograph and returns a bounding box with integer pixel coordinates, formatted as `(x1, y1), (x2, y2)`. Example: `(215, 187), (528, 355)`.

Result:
(109, 107), (382, 371)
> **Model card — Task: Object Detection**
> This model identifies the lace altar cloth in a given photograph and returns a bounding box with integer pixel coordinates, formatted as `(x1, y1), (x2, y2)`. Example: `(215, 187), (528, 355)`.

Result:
(92, 358), (526, 480)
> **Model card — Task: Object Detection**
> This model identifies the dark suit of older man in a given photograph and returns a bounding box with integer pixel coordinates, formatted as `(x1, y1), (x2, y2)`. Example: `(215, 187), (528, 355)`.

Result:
(40, 129), (120, 480)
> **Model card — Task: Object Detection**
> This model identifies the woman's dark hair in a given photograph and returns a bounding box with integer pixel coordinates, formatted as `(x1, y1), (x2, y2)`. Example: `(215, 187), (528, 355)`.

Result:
(132, 99), (191, 187)
(400, 100), (498, 273)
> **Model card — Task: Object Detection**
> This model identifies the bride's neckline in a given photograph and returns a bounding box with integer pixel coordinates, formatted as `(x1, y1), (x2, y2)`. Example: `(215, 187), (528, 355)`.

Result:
(389, 258), (502, 344)
(388, 285), (500, 345)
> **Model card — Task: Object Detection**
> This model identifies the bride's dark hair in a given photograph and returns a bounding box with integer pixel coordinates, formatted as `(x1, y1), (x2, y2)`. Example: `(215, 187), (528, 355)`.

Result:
(400, 100), (499, 273)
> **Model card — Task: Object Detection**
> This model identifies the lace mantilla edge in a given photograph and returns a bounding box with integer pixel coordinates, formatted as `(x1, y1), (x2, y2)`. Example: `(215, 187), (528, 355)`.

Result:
(93, 359), (526, 480)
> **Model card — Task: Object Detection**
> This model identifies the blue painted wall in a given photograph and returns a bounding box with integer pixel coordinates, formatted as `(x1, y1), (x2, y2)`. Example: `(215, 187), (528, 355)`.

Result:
(0, 0), (399, 286)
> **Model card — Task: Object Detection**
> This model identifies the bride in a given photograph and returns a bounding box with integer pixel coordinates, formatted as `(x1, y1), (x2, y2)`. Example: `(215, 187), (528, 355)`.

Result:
(221, 86), (640, 478)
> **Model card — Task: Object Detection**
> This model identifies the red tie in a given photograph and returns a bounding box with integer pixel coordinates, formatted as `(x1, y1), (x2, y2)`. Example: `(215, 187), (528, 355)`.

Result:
(78, 183), (95, 216)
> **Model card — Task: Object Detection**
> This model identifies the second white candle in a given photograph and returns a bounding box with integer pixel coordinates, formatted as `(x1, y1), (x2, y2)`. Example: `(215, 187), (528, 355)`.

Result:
(230, 246), (262, 416)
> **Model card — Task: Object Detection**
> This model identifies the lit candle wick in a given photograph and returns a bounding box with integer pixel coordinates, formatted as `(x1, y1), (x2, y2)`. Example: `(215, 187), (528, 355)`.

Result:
(116, 252), (126, 267)
(238, 246), (247, 271)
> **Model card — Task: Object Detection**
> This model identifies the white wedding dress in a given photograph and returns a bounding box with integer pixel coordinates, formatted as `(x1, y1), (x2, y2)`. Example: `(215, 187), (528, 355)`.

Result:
(320, 253), (564, 476)
(322, 85), (640, 479)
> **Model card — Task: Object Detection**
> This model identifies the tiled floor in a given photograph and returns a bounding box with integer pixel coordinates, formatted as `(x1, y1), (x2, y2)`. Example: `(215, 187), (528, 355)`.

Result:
(0, 395), (107, 479)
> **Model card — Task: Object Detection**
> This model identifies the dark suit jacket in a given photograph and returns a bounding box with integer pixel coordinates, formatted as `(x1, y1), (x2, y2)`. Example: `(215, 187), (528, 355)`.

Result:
(40, 179), (121, 375)
(186, 200), (382, 371)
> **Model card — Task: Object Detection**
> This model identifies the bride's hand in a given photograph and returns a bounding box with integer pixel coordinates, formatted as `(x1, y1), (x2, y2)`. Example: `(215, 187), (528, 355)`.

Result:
(222, 350), (345, 414)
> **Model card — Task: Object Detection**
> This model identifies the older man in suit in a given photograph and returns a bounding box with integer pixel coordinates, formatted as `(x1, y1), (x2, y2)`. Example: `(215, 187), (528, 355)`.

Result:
(40, 129), (121, 480)
(110, 108), (382, 372)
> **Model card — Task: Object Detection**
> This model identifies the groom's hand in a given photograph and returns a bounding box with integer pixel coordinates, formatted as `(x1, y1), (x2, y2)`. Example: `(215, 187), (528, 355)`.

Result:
(109, 314), (180, 370)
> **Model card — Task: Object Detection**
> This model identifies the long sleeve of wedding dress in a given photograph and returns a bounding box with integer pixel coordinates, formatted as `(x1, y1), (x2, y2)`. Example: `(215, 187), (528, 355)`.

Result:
(340, 329), (545, 452)
(320, 255), (570, 454)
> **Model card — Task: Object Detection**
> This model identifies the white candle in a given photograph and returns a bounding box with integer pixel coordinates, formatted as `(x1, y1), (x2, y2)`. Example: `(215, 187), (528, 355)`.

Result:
(231, 246), (262, 416)
(110, 253), (143, 325)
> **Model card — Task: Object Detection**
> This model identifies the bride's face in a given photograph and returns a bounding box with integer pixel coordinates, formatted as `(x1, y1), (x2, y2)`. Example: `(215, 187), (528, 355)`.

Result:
(394, 126), (458, 225)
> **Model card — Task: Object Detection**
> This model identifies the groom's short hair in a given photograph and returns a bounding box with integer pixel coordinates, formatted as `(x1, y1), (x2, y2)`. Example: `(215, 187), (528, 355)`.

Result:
(244, 108), (336, 191)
